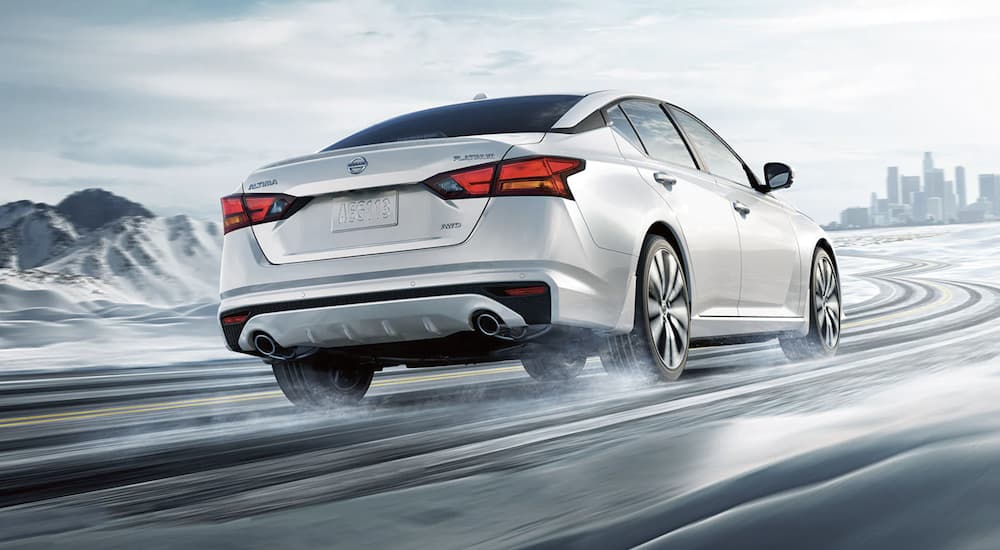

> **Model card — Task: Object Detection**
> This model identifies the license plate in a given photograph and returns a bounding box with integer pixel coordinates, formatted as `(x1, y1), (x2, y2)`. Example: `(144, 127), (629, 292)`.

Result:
(331, 190), (398, 232)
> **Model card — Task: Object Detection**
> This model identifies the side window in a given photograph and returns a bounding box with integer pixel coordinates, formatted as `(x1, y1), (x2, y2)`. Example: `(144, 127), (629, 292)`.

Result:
(606, 106), (645, 154)
(618, 100), (696, 169)
(669, 107), (751, 187)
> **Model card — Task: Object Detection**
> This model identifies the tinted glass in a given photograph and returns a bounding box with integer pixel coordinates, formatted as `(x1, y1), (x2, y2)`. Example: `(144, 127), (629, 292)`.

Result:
(606, 106), (645, 154)
(670, 107), (751, 186)
(323, 95), (582, 151)
(619, 101), (695, 168)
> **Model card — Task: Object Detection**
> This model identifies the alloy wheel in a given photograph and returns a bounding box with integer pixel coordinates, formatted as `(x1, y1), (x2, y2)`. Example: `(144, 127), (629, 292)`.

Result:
(646, 248), (690, 370)
(814, 254), (841, 349)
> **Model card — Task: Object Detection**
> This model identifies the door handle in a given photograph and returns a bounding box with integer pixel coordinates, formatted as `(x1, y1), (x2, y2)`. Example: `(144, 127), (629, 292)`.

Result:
(732, 201), (751, 216)
(653, 172), (677, 186)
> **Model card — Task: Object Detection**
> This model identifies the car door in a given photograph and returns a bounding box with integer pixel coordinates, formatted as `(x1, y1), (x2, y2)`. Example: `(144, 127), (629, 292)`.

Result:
(668, 105), (802, 318)
(609, 100), (742, 318)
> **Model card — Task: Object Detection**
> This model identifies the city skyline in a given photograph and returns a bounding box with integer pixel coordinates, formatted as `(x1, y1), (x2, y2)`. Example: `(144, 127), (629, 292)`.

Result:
(833, 151), (999, 229)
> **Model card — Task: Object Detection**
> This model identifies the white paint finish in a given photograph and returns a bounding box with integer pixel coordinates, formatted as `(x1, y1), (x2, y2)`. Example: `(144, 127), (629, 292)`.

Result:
(722, 181), (803, 317)
(220, 92), (833, 346)
(246, 136), (537, 263)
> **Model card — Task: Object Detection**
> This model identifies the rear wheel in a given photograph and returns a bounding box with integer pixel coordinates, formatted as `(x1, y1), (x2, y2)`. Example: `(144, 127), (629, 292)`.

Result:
(271, 354), (374, 408)
(521, 352), (587, 381)
(779, 248), (841, 361)
(602, 235), (690, 382)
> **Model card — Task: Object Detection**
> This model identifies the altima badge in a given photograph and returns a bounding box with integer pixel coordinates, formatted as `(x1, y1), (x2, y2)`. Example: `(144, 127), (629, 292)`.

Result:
(347, 156), (368, 175)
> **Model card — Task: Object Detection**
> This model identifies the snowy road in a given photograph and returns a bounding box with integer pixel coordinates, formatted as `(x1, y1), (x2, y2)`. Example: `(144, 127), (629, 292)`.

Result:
(2, 234), (1000, 548)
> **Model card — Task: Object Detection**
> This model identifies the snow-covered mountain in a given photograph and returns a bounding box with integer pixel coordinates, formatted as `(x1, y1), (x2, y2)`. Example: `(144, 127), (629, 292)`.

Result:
(55, 188), (154, 231)
(0, 201), (80, 270)
(0, 189), (222, 309)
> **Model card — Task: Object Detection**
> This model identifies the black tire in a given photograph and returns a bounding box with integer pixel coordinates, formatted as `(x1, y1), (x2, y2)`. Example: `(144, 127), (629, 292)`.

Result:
(779, 248), (841, 361)
(271, 354), (374, 408)
(601, 235), (690, 382)
(521, 352), (587, 381)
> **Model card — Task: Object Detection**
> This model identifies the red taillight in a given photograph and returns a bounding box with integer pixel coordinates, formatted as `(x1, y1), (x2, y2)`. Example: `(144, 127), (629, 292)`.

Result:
(495, 157), (580, 199)
(500, 285), (548, 297)
(221, 196), (249, 234)
(244, 195), (292, 223)
(221, 193), (303, 234)
(424, 165), (496, 199)
(423, 157), (583, 200)
(221, 313), (249, 325)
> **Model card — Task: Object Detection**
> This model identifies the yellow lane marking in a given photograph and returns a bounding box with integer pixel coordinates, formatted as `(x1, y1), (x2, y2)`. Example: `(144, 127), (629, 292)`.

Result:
(0, 366), (525, 429)
(0, 368), (264, 387)
(0, 392), (282, 428)
(843, 283), (952, 329)
(372, 365), (523, 387)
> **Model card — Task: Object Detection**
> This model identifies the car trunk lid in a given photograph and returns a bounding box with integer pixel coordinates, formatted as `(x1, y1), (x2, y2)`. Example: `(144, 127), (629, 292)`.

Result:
(245, 134), (542, 264)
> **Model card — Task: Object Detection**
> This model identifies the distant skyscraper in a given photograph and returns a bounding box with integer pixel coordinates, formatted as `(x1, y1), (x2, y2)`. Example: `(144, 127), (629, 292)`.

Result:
(873, 199), (890, 225)
(900, 175), (920, 205)
(886, 166), (899, 204)
(922, 152), (940, 204)
(927, 197), (943, 222)
(913, 191), (928, 221)
(944, 181), (956, 221)
(923, 152), (935, 174)
(956, 166), (967, 208)
(980, 174), (1000, 215)
(925, 168), (945, 198)
(870, 192), (878, 214)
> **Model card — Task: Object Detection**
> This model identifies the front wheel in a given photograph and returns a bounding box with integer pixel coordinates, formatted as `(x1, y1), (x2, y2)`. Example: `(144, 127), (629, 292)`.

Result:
(271, 354), (374, 408)
(601, 235), (691, 382)
(779, 248), (841, 361)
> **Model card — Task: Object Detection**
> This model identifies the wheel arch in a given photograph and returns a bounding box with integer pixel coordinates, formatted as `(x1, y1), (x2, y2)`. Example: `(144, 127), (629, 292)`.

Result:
(612, 219), (695, 334)
(799, 236), (839, 333)
(644, 221), (697, 314)
(815, 237), (838, 273)
(779, 236), (842, 356)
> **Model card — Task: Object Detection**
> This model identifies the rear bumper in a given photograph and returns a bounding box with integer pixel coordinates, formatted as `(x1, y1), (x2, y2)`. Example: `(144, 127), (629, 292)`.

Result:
(220, 283), (550, 352)
(218, 196), (636, 353)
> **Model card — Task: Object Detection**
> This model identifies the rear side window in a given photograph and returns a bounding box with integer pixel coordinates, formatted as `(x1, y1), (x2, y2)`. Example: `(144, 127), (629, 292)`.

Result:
(323, 95), (583, 151)
(606, 106), (645, 154)
(618, 100), (696, 169)
(669, 107), (751, 187)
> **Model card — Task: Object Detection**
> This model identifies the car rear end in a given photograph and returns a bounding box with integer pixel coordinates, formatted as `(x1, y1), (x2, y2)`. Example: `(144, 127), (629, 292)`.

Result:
(218, 95), (632, 360)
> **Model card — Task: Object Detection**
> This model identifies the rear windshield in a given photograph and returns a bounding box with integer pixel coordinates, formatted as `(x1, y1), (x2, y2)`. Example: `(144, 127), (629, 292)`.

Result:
(322, 95), (583, 152)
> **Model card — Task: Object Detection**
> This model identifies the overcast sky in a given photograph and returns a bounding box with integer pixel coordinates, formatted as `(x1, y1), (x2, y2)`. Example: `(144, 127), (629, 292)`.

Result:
(2, 0), (998, 223)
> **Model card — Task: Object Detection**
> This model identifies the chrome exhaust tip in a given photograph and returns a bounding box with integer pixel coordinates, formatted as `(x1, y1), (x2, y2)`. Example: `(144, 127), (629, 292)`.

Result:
(474, 312), (503, 337)
(253, 333), (279, 357)
(252, 332), (319, 361)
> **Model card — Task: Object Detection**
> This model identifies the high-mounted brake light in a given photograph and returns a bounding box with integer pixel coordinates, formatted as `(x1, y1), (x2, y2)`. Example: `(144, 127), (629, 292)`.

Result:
(423, 156), (583, 200)
(221, 193), (307, 234)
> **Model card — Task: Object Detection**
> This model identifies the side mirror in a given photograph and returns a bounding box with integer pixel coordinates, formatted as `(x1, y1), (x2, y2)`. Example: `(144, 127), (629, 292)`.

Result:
(763, 162), (794, 191)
